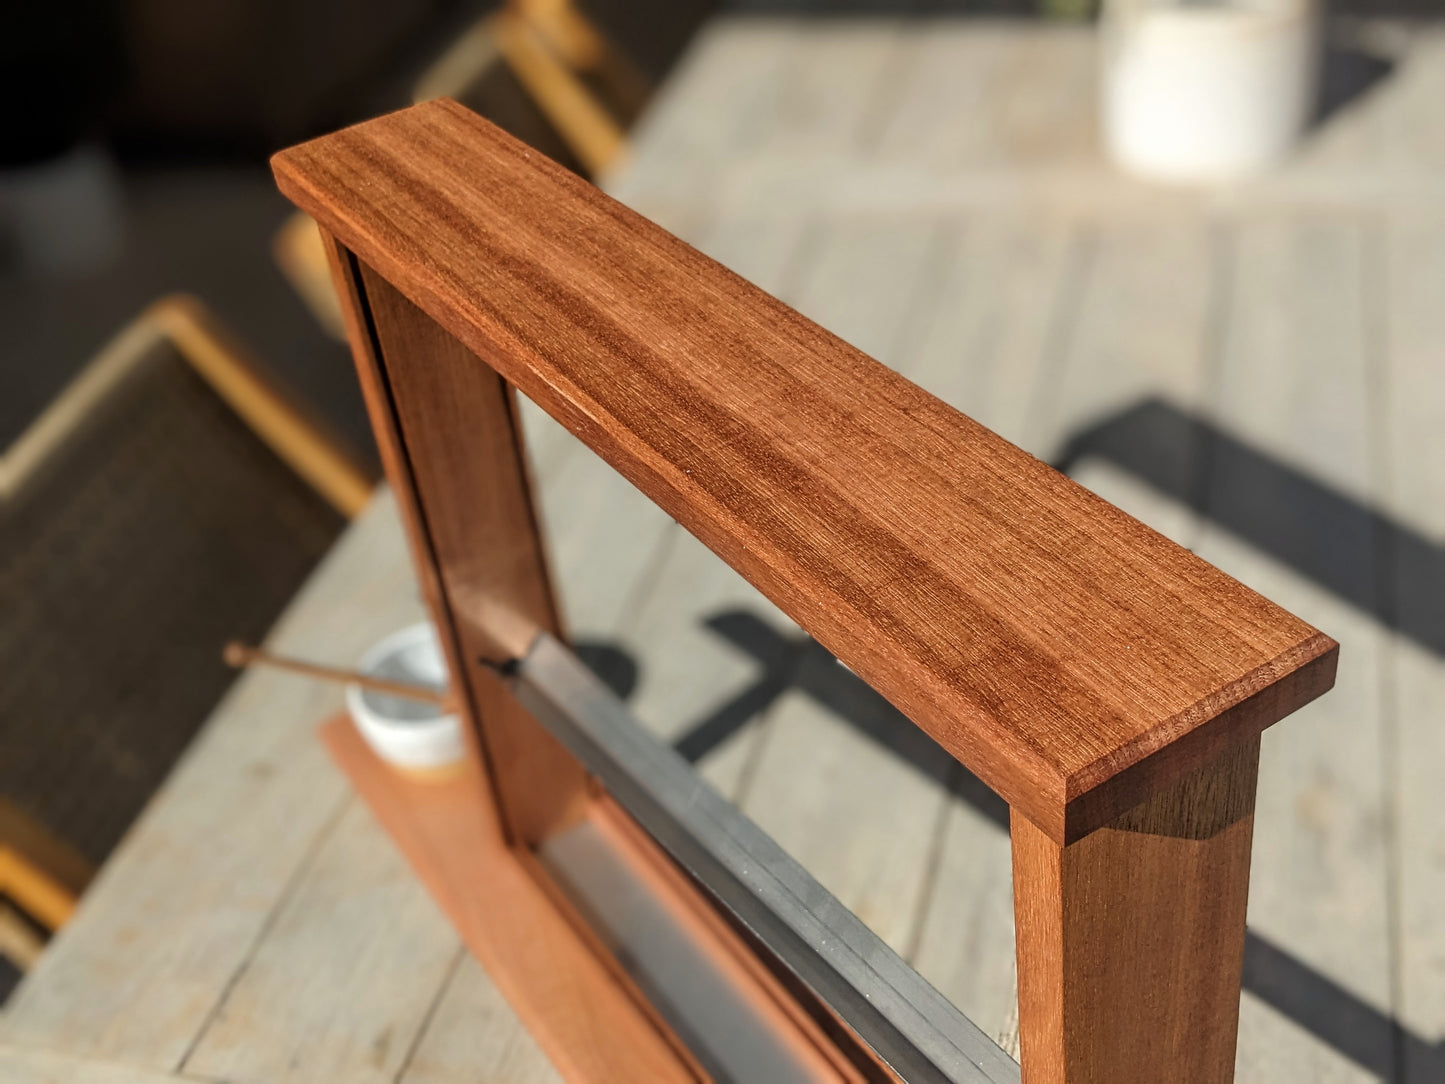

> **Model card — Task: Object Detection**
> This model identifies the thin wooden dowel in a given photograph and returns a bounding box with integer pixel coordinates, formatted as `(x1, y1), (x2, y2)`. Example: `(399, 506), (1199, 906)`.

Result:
(223, 641), (449, 706)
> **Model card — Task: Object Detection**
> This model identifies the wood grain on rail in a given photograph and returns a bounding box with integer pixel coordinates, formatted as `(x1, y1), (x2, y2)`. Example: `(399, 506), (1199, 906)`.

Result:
(273, 99), (1336, 843)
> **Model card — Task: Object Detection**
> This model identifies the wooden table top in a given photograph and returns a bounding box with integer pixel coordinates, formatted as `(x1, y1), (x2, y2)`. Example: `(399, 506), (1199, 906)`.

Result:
(4, 16), (1442, 1082)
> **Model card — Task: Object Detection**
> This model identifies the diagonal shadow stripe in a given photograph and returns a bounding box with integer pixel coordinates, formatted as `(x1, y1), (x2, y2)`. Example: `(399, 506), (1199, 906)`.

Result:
(674, 612), (1008, 826)
(1053, 397), (1443, 658)
(671, 609), (1440, 1080)
(1243, 928), (1441, 1080)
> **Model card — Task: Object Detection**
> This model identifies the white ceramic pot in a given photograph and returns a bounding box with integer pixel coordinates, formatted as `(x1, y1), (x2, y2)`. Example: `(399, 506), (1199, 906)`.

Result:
(345, 622), (465, 779)
(1102, 0), (1319, 181)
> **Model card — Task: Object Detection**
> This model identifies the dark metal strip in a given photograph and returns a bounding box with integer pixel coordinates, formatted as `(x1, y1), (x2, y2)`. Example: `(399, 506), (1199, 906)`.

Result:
(511, 632), (1021, 1084)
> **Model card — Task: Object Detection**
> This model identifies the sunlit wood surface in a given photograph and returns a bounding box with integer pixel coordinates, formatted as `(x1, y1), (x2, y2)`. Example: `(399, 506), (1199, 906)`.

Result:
(3, 17), (1442, 1082)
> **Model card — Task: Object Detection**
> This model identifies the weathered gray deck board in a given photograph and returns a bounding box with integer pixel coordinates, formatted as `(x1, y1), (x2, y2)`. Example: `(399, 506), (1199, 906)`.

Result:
(611, 526), (792, 799)
(1212, 532), (1391, 1084)
(1201, 214), (1392, 1082)
(907, 792), (1017, 1052)
(1383, 209), (1445, 1084)
(895, 215), (1072, 446)
(0, 1045), (216, 1084)
(534, 438), (677, 638)
(751, 18), (907, 159)
(399, 953), (562, 1084)
(182, 799), (460, 1082)
(1385, 28), (1445, 172)
(1034, 215), (1217, 545)
(889, 24), (1097, 169)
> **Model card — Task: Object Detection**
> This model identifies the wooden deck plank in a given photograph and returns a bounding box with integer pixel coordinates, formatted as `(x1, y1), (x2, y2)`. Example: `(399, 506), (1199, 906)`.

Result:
(1390, 649), (1445, 1084)
(0, 491), (422, 1071)
(824, 22), (1101, 170)
(605, 20), (799, 225)
(183, 801), (460, 1083)
(742, 686), (954, 955)
(0, 1046), (207, 1084)
(908, 796), (1016, 1050)
(871, 23), (1023, 168)
(973, 26), (1097, 170)
(615, 527), (795, 799)
(533, 437), (677, 637)
(1200, 214), (1393, 1082)
(1384, 27), (1445, 173)
(996, 27), (1097, 169)
(745, 19), (906, 160)
(398, 955), (562, 1084)
(1205, 535), (1390, 1084)
(893, 215), (1072, 447)
(1383, 209), (1445, 1083)
(517, 393), (584, 487)
(621, 17), (1445, 231)
(1032, 216), (1217, 546)
(1215, 215), (1376, 507)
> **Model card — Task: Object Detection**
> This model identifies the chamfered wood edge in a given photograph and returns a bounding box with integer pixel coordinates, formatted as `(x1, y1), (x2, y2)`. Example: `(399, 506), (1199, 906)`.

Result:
(1058, 633), (1337, 843)
(272, 107), (1337, 845)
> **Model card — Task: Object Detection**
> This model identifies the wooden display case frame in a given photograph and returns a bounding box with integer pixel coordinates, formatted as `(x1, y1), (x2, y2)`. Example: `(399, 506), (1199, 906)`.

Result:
(274, 100), (1337, 1083)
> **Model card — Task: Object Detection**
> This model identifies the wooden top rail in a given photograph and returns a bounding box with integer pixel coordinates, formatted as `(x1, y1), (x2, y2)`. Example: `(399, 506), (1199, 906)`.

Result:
(273, 99), (1336, 844)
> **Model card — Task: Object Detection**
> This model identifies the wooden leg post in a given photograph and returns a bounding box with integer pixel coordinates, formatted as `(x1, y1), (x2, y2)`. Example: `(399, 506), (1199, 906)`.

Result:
(323, 237), (591, 846)
(1011, 737), (1261, 1084)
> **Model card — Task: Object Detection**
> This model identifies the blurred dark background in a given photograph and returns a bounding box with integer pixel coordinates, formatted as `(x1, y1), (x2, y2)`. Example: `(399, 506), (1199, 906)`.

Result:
(1, 0), (716, 458)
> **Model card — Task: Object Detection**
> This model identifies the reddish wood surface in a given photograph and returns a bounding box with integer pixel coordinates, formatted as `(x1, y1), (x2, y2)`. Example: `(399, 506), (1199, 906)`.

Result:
(361, 260), (590, 843)
(324, 233), (589, 845)
(274, 101), (1335, 843)
(1011, 736), (1260, 1083)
